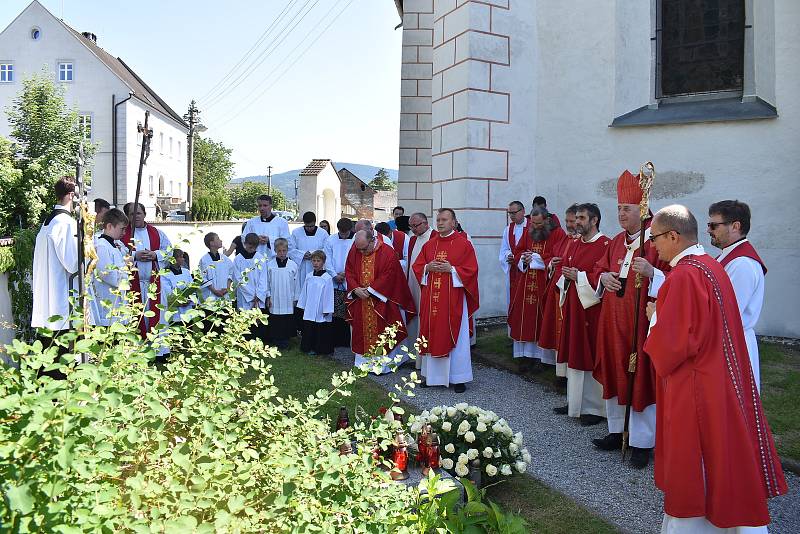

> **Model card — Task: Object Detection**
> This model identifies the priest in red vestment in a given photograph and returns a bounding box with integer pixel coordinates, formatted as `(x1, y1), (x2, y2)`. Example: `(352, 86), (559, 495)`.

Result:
(346, 229), (416, 374)
(553, 203), (610, 425)
(644, 205), (786, 532)
(413, 208), (479, 393)
(589, 171), (669, 468)
(507, 207), (566, 368)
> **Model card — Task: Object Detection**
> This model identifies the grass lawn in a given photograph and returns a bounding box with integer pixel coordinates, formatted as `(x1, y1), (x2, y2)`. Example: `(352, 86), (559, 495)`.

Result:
(474, 327), (800, 464)
(257, 340), (619, 533)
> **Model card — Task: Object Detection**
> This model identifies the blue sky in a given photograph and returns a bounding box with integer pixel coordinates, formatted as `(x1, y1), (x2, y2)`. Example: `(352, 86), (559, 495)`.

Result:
(0, 0), (403, 177)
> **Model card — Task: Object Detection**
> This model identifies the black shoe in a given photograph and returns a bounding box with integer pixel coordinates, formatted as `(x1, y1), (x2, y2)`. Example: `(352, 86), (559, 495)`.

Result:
(579, 414), (604, 426)
(629, 447), (651, 469)
(454, 383), (466, 393)
(553, 405), (569, 415)
(419, 380), (430, 388)
(592, 433), (623, 451)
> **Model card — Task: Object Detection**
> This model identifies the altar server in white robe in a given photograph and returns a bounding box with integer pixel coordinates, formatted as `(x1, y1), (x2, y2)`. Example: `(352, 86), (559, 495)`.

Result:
(32, 177), (79, 332)
(162, 249), (195, 322)
(233, 233), (268, 311)
(297, 250), (334, 355)
(289, 211), (329, 302)
(241, 194), (290, 260)
(89, 208), (130, 327)
(324, 217), (355, 347)
(199, 232), (233, 302)
(404, 212), (434, 366)
(266, 238), (298, 349)
(708, 200), (767, 391)
(121, 202), (172, 335)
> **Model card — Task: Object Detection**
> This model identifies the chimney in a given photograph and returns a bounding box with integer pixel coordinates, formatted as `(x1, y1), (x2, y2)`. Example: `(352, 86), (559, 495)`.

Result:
(81, 31), (97, 43)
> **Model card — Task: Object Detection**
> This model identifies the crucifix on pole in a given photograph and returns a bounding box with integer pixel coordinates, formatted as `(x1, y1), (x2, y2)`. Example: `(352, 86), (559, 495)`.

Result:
(133, 111), (154, 217)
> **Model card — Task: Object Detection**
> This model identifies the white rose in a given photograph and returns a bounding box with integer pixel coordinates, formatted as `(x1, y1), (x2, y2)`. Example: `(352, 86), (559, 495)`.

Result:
(455, 402), (468, 411)
(455, 463), (469, 477)
(444, 443), (455, 454)
(467, 406), (478, 416)
(476, 422), (488, 433)
(447, 407), (457, 417)
(482, 447), (493, 458)
(509, 443), (519, 454)
(431, 407), (441, 415)
(441, 458), (454, 470)
(464, 431), (476, 443)
(457, 453), (468, 465)
(514, 432), (524, 446)
(491, 423), (503, 434)
(421, 410), (430, 418)
(457, 420), (471, 435)
(467, 448), (479, 460)
(428, 415), (438, 423)
(501, 464), (512, 476)
(494, 450), (502, 458)
(441, 421), (452, 432)
(516, 461), (527, 473)
(498, 418), (507, 426)
(504, 426), (514, 437)
(522, 449), (532, 463)
(410, 422), (422, 433)
(485, 464), (498, 477)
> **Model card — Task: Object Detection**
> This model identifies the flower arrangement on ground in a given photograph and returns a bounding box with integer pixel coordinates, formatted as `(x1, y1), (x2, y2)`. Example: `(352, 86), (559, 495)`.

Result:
(409, 403), (531, 482)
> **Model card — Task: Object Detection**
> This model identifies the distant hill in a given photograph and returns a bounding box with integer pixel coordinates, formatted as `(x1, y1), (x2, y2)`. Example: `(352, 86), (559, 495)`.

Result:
(230, 163), (398, 198)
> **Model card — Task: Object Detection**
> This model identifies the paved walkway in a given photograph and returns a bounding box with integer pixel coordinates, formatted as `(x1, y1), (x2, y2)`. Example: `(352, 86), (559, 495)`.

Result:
(330, 349), (800, 534)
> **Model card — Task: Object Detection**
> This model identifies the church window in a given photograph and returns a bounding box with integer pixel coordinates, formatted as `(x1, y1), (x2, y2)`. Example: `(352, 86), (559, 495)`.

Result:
(58, 62), (74, 82)
(0, 63), (13, 83)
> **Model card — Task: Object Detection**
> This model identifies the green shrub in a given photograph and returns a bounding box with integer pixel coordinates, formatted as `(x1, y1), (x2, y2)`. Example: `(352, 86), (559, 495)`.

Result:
(192, 192), (232, 221)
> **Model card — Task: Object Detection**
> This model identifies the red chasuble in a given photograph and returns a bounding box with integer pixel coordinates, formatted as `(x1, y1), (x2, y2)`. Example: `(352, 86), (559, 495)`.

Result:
(643, 253), (786, 527)
(391, 229), (407, 260)
(412, 232), (479, 357)
(504, 220), (529, 305)
(122, 224), (161, 338)
(538, 236), (573, 350)
(507, 227), (566, 342)
(591, 230), (668, 411)
(555, 234), (610, 370)
(345, 239), (416, 356)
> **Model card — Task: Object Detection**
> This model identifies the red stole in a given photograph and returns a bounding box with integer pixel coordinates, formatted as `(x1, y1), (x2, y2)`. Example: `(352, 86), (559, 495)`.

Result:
(506, 221), (528, 297)
(406, 235), (418, 281)
(391, 230), (407, 260)
(413, 232), (479, 357)
(122, 224), (162, 338)
(718, 240), (767, 275)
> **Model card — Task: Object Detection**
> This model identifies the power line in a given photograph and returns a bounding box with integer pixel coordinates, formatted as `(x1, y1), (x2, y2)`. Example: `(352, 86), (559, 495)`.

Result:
(198, 0), (298, 103)
(212, 0), (358, 130)
(202, 0), (322, 110)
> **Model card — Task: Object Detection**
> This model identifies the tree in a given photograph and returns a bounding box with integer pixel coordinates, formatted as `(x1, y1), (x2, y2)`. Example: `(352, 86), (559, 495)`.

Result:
(193, 135), (234, 195)
(368, 168), (396, 191)
(3, 71), (96, 230)
(228, 181), (287, 214)
(0, 137), (23, 236)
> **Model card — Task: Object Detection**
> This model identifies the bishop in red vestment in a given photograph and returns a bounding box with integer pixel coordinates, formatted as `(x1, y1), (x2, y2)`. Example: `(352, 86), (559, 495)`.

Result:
(413, 209), (479, 392)
(644, 205), (786, 532)
(553, 203), (609, 424)
(507, 209), (565, 365)
(590, 171), (669, 467)
(346, 229), (416, 374)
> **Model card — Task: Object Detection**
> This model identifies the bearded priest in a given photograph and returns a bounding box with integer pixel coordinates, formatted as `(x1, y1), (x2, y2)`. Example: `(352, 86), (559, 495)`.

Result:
(412, 208), (480, 393)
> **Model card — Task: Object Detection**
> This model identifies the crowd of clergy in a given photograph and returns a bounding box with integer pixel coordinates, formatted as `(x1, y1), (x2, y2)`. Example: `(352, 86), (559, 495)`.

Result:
(28, 173), (787, 532)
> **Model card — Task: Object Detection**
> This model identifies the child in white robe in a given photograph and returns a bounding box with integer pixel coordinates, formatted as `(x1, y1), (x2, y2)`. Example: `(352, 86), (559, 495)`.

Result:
(266, 238), (298, 349)
(297, 250), (334, 355)
(162, 249), (194, 323)
(289, 211), (329, 331)
(233, 233), (268, 312)
(199, 232), (233, 303)
(89, 208), (130, 327)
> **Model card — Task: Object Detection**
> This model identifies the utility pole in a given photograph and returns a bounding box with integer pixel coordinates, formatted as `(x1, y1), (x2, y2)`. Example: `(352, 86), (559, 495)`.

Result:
(184, 100), (206, 221)
(267, 165), (273, 196)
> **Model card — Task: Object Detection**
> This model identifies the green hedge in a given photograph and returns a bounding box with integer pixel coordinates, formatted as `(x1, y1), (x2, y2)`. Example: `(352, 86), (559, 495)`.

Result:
(191, 192), (233, 221)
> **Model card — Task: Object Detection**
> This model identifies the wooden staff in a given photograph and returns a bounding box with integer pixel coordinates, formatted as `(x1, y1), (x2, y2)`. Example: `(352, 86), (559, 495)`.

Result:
(621, 161), (655, 460)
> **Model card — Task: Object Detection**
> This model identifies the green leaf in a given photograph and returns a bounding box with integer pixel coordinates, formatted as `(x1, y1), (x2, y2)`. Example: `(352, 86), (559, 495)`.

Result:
(5, 482), (34, 514)
(227, 494), (245, 514)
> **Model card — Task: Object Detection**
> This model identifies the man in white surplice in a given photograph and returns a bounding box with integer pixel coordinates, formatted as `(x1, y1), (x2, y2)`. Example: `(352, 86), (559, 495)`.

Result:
(708, 200), (767, 391)
(289, 211), (330, 298)
(241, 194), (291, 260)
(404, 212), (433, 366)
(323, 217), (355, 347)
(31, 177), (79, 332)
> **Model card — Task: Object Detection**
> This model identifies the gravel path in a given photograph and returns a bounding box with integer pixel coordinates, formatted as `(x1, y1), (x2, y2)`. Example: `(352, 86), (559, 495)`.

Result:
(330, 348), (800, 534)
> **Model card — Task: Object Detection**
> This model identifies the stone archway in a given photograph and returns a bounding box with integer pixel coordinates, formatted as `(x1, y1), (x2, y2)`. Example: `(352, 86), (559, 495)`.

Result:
(322, 188), (337, 222)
